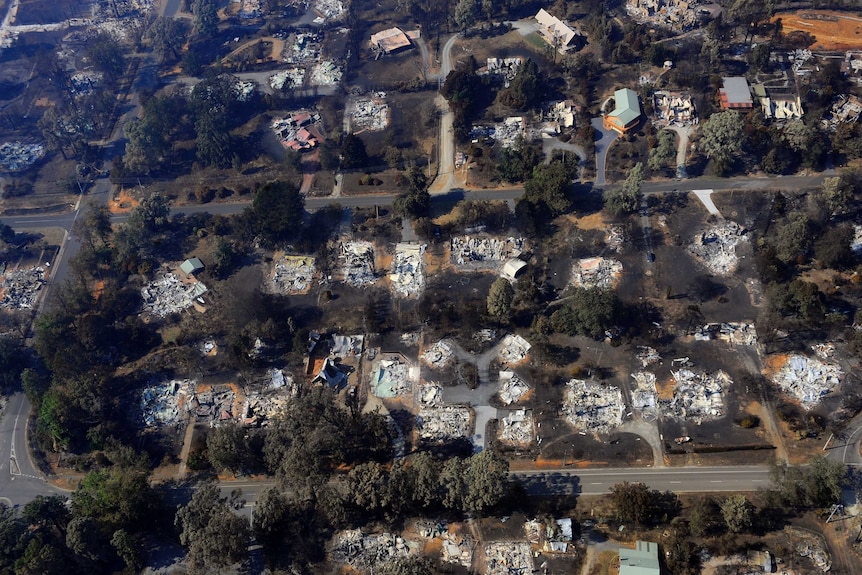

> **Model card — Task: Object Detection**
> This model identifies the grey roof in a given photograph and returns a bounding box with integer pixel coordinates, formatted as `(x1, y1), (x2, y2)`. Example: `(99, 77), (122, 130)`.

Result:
(620, 541), (661, 575)
(180, 257), (205, 275)
(721, 77), (752, 105)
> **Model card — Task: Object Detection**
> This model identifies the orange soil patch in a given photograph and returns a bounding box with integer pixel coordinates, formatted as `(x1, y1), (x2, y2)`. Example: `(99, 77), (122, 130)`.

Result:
(774, 11), (862, 50)
(656, 376), (676, 400)
(423, 537), (443, 555)
(92, 279), (106, 300)
(571, 211), (606, 230)
(763, 353), (791, 379)
(109, 189), (139, 214)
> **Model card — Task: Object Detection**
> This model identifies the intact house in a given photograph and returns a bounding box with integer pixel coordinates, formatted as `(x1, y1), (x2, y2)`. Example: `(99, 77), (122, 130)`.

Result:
(604, 88), (642, 134)
(370, 27), (419, 55)
(753, 84), (803, 120)
(535, 9), (584, 53)
(719, 77), (753, 110)
(620, 541), (661, 575)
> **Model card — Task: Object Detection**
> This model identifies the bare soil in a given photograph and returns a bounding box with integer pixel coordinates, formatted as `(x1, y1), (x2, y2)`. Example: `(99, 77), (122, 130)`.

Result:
(774, 10), (862, 50)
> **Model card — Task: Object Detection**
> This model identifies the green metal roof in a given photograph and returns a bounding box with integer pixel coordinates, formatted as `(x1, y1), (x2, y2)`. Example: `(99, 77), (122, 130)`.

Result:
(180, 257), (204, 275)
(620, 541), (661, 575)
(609, 88), (641, 127)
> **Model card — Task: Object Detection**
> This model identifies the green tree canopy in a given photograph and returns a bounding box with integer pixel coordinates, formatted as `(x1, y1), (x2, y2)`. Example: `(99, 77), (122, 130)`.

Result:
(175, 483), (250, 574)
(699, 111), (745, 175)
(487, 278), (514, 318)
(550, 288), (620, 339)
(244, 180), (305, 247)
(604, 162), (643, 216)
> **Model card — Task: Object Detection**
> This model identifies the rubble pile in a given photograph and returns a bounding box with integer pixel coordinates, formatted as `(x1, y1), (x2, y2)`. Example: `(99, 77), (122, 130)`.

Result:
(663, 369), (730, 422)
(631, 372), (658, 414)
(370, 357), (414, 398)
(282, 32), (320, 64)
(485, 57), (522, 85)
(419, 384), (443, 407)
(347, 96), (390, 131)
(241, 391), (293, 426)
(422, 340), (454, 368)
(190, 384), (239, 425)
(562, 379), (624, 434)
(770, 354), (843, 408)
(199, 340), (217, 356)
(310, 61), (342, 86)
(140, 380), (193, 426)
(498, 334), (531, 365)
(625, 0), (701, 30)
(494, 117), (525, 149)
(694, 322), (758, 345)
(417, 406), (472, 441)
(484, 542), (534, 575)
(795, 532), (832, 572)
(332, 334), (364, 358)
(499, 409), (534, 445)
(811, 342), (835, 360)
(653, 91), (696, 128)
(0, 142), (45, 171)
(606, 225), (626, 252)
(269, 367), (299, 394)
(390, 243), (425, 298)
(140, 274), (207, 317)
(498, 371), (530, 405)
(339, 241), (376, 287)
(272, 256), (316, 294)
(332, 530), (415, 569)
(688, 221), (748, 276)
(0, 266), (45, 309)
(852, 224), (862, 253)
(441, 532), (474, 567)
(450, 236), (526, 266)
(637, 346), (661, 368)
(823, 94), (862, 131)
(269, 69), (306, 90)
(313, 0), (344, 19)
(70, 71), (103, 95)
(570, 257), (623, 289)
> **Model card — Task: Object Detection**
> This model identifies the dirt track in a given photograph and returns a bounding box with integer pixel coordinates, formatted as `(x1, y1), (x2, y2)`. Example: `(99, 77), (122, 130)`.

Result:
(774, 10), (862, 50)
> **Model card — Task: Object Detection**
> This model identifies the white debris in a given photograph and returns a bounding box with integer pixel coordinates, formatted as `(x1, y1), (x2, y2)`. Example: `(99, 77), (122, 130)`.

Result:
(0, 266), (45, 309)
(694, 322), (758, 345)
(370, 356), (416, 398)
(484, 542), (534, 575)
(636, 346), (661, 368)
(199, 339), (217, 356)
(498, 371), (531, 405)
(475, 329), (497, 343)
(606, 224), (626, 253)
(0, 142), (45, 171)
(562, 379), (624, 434)
(570, 257), (623, 289)
(450, 236), (526, 267)
(417, 405), (472, 441)
(499, 409), (534, 445)
(441, 532), (474, 567)
(811, 342), (835, 360)
(339, 241), (376, 287)
(631, 372), (658, 414)
(332, 530), (415, 569)
(281, 32), (321, 64)
(272, 255), (316, 294)
(269, 68), (306, 90)
(139, 379), (194, 426)
(688, 221), (748, 276)
(498, 334), (531, 365)
(140, 273), (207, 317)
(663, 369), (731, 423)
(309, 60), (342, 86)
(313, 0), (344, 19)
(419, 383), (443, 407)
(770, 354), (843, 408)
(389, 243), (425, 298)
(347, 96), (390, 131)
(852, 224), (862, 253)
(422, 340), (454, 368)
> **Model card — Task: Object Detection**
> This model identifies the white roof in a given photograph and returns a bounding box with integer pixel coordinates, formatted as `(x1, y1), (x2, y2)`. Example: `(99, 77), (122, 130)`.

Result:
(535, 9), (579, 47)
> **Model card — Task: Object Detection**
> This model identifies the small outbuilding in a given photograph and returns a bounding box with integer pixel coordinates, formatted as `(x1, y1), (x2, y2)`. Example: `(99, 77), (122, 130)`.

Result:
(501, 258), (528, 282)
(180, 257), (205, 276)
(620, 540), (661, 575)
(370, 27), (412, 54)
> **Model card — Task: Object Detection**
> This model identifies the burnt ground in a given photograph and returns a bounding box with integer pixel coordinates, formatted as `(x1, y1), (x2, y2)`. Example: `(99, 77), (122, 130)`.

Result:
(13, 0), (91, 25)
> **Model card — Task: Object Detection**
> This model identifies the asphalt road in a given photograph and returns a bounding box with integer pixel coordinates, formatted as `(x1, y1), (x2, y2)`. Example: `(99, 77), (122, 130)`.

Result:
(0, 393), (65, 507)
(209, 466), (773, 511)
